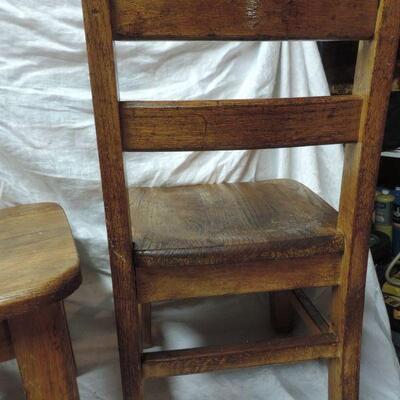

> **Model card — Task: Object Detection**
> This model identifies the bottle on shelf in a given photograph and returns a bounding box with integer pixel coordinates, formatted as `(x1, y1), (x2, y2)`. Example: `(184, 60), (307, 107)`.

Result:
(393, 186), (400, 255)
(374, 189), (395, 240)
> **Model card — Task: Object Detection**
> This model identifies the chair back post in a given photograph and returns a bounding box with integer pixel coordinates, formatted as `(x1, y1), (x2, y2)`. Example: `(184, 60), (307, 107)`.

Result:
(81, 1), (143, 398)
(332, 0), (400, 397)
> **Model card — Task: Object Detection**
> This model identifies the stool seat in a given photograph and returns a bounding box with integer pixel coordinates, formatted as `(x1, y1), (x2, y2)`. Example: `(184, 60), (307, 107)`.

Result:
(129, 179), (344, 268)
(0, 203), (81, 319)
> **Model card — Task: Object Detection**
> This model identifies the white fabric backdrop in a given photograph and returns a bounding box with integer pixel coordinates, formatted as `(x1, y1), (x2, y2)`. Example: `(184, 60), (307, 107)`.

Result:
(0, 1), (399, 399)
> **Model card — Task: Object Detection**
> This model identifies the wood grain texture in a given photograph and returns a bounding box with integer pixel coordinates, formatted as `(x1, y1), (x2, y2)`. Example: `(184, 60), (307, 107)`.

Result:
(0, 320), (14, 362)
(330, 1), (400, 399)
(120, 97), (362, 151)
(9, 302), (79, 400)
(142, 333), (339, 378)
(136, 255), (341, 303)
(130, 180), (343, 268)
(0, 203), (81, 320)
(80, 0), (399, 397)
(110, 0), (378, 40)
(81, 1), (143, 398)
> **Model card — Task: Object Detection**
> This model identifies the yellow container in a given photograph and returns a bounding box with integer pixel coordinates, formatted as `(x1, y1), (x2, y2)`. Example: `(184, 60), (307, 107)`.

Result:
(376, 224), (393, 240)
(375, 189), (395, 240)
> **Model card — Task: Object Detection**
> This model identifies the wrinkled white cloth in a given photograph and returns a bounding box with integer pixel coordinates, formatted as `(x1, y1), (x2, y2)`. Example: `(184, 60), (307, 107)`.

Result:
(0, 1), (399, 399)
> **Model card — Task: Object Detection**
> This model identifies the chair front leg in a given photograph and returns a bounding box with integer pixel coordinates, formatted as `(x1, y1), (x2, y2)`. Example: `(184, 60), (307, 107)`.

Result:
(269, 291), (295, 334)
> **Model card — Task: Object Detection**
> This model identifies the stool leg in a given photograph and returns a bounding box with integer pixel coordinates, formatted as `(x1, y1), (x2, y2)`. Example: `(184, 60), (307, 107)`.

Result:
(61, 301), (77, 375)
(8, 302), (79, 400)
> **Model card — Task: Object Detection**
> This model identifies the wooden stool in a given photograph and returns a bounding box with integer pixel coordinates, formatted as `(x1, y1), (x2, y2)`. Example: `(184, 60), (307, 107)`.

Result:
(0, 203), (81, 400)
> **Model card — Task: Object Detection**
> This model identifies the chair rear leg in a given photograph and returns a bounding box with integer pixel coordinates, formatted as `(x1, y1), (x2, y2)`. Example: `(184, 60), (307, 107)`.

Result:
(328, 0), (400, 393)
(140, 303), (153, 349)
(114, 297), (144, 400)
(269, 291), (295, 334)
(329, 355), (361, 400)
(328, 283), (364, 400)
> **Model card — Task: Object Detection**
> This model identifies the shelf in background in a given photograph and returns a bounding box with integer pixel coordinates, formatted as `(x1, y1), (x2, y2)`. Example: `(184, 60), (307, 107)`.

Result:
(382, 150), (400, 159)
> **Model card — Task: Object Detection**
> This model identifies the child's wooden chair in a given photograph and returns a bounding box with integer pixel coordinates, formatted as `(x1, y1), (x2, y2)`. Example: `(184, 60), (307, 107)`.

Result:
(81, 1), (400, 399)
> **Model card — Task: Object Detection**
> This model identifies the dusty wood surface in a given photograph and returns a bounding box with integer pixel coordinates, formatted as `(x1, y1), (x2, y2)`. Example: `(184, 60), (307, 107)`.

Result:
(329, 1), (400, 399)
(110, 0), (378, 41)
(130, 180), (343, 268)
(142, 333), (339, 378)
(136, 255), (341, 303)
(0, 203), (81, 320)
(120, 96), (361, 151)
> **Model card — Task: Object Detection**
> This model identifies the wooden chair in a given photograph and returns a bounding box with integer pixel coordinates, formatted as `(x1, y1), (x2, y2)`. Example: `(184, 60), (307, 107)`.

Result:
(81, 1), (400, 399)
(0, 203), (81, 400)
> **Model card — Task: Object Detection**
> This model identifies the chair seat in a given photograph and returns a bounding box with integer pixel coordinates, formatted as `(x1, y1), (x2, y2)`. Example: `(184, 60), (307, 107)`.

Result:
(129, 179), (344, 268)
(0, 203), (81, 319)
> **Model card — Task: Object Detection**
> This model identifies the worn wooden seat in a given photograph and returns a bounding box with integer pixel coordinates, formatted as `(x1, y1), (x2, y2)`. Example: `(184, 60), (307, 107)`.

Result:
(0, 203), (81, 400)
(130, 179), (343, 268)
(0, 203), (81, 319)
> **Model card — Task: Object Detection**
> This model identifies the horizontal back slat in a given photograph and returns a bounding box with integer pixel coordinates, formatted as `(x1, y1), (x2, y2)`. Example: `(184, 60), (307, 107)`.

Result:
(110, 0), (378, 40)
(120, 96), (362, 152)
